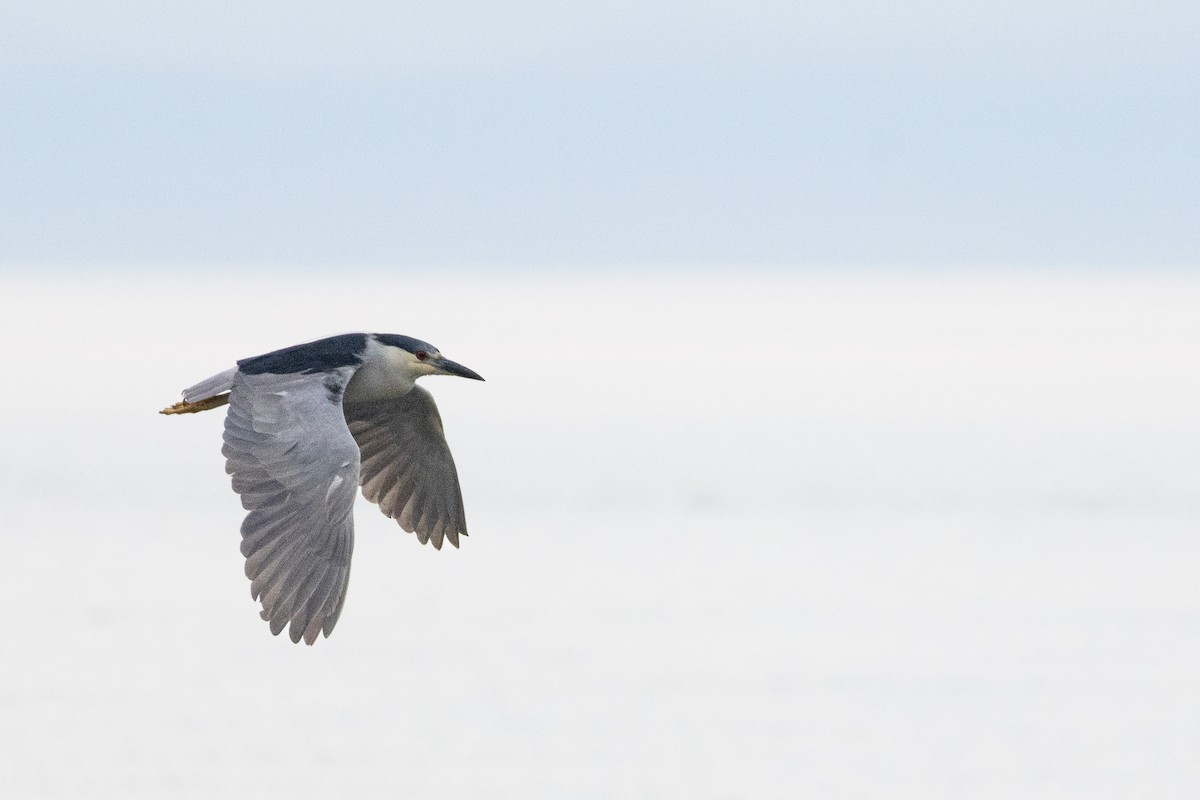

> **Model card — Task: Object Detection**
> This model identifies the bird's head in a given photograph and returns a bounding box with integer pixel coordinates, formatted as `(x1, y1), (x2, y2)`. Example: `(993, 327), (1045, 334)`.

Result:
(373, 333), (485, 383)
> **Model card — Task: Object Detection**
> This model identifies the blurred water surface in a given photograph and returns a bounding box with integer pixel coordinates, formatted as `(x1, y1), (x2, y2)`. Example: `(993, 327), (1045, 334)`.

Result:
(1, 270), (1197, 798)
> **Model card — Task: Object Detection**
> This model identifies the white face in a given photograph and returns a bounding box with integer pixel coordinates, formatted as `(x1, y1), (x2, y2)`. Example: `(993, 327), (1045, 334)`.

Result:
(404, 346), (443, 377)
(346, 339), (443, 402)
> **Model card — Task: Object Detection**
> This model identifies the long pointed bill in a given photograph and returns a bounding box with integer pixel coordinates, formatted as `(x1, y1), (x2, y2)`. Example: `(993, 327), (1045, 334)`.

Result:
(436, 357), (485, 381)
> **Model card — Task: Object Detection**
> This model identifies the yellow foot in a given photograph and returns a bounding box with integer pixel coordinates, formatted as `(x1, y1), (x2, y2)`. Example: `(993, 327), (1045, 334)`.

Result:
(160, 393), (231, 415)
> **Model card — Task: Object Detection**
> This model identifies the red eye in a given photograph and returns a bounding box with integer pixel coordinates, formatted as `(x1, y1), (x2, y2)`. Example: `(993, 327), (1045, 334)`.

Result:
(415, 351), (428, 361)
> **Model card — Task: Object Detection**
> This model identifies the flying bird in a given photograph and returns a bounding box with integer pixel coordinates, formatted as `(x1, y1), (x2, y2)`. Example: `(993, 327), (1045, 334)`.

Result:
(162, 333), (484, 644)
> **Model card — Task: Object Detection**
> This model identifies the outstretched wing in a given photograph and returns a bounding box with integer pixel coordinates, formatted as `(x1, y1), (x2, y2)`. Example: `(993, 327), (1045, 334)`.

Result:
(222, 368), (360, 644)
(344, 386), (469, 550)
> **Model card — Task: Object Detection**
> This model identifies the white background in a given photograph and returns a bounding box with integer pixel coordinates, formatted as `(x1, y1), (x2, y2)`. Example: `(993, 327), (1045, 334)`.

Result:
(2, 270), (1197, 797)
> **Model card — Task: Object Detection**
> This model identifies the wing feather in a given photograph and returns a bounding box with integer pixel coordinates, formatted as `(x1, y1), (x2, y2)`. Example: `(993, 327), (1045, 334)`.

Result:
(344, 386), (469, 550)
(223, 368), (360, 644)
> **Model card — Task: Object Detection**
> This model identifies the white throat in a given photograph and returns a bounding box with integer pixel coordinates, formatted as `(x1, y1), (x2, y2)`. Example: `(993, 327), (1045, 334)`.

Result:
(343, 337), (425, 402)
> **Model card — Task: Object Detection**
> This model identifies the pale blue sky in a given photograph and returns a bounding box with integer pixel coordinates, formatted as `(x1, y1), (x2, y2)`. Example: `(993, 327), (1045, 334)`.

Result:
(2, 1), (1197, 269)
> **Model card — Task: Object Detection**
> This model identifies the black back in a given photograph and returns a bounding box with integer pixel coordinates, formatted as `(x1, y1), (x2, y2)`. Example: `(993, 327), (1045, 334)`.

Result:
(238, 333), (369, 376)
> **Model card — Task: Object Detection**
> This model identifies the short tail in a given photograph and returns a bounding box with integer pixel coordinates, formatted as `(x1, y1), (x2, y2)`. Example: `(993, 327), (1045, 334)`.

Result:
(182, 367), (237, 402)
(161, 367), (237, 415)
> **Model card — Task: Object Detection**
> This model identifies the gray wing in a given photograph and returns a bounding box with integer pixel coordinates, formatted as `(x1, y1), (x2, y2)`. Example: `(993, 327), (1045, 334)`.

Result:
(344, 386), (468, 550)
(222, 368), (359, 644)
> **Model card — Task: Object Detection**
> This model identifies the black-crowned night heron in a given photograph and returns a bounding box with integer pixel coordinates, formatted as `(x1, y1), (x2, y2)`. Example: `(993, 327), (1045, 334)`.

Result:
(162, 333), (484, 644)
